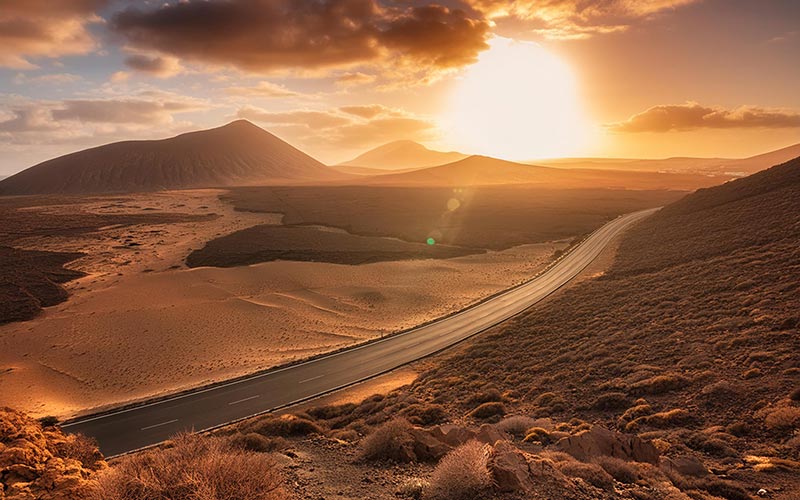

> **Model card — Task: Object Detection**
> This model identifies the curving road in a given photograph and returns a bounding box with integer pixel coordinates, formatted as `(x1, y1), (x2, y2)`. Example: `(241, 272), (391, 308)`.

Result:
(64, 208), (657, 456)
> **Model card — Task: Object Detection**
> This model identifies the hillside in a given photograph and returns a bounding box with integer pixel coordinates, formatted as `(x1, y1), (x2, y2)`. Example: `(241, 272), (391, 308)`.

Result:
(340, 140), (467, 170)
(263, 156), (800, 499)
(0, 120), (345, 195)
(350, 155), (733, 191)
(536, 142), (800, 176)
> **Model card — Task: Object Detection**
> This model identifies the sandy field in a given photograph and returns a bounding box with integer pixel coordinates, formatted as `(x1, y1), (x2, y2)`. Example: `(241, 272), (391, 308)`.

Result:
(0, 190), (562, 418)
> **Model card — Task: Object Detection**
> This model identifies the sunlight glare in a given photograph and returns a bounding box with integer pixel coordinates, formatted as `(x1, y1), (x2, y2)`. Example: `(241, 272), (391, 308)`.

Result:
(443, 37), (592, 160)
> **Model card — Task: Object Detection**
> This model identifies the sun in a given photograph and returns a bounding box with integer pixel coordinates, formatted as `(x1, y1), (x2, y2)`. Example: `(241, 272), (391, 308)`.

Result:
(443, 37), (592, 160)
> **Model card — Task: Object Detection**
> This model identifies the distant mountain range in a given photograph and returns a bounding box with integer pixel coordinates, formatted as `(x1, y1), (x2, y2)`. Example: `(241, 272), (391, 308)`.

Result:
(338, 140), (467, 171)
(532, 142), (800, 176)
(0, 120), (346, 195)
(1, 119), (796, 196)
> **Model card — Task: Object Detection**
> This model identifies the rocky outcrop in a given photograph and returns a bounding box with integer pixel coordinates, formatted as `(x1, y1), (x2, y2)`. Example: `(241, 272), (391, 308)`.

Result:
(0, 408), (105, 499)
(556, 425), (660, 464)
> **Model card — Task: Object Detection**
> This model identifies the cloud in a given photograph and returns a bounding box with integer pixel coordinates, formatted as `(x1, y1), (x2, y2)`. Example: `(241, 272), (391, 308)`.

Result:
(468, 0), (701, 40)
(110, 0), (489, 76)
(608, 102), (800, 132)
(13, 73), (82, 85)
(236, 103), (436, 149)
(123, 54), (183, 78)
(338, 104), (391, 119)
(335, 72), (377, 87)
(224, 81), (299, 98)
(0, 92), (209, 147)
(0, 0), (106, 68)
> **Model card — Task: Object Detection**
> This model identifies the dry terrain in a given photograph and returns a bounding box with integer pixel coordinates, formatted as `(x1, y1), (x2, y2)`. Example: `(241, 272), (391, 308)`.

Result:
(2, 186), (612, 418)
(223, 185), (683, 250)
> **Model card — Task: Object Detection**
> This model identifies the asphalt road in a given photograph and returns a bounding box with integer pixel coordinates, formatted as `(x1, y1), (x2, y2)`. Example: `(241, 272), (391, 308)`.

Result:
(64, 208), (657, 456)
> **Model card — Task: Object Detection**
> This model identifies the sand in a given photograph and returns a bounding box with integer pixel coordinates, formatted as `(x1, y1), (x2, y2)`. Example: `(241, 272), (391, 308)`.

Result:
(0, 190), (561, 418)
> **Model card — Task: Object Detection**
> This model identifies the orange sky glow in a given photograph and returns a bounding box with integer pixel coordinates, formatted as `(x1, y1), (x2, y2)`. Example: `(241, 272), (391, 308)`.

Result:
(0, 0), (798, 174)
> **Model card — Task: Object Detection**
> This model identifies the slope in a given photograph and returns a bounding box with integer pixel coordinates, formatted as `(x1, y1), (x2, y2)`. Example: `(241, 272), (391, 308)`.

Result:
(0, 120), (345, 195)
(340, 140), (468, 170)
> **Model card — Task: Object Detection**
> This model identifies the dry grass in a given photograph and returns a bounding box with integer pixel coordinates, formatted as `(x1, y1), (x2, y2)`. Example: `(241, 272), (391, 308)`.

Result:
(359, 417), (416, 463)
(92, 433), (286, 500)
(424, 441), (492, 500)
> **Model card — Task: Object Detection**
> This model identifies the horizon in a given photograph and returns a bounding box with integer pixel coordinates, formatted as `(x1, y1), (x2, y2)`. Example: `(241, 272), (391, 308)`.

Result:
(1, 0), (799, 175)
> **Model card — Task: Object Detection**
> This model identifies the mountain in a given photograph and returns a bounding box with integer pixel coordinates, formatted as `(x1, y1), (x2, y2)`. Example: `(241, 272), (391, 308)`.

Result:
(340, 140), (467, 170)
(349, 155), (734, 190)
(0, 120), (345, 195)
(534, 142), (800, 176)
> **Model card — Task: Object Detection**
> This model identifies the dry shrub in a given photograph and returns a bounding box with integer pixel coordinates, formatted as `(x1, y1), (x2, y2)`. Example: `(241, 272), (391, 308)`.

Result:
(557, 461), (615, 491)
(629, 374), (689, 395)
(424, 441), (492, 500)
(55, 433), (104, 471)
(359, 417), (416, 462)
(790, 387), (800, 401)
(592, 392), (631, 411)
(627, 409), (693, 431)
(688, 477), (751, 500)
(249, 414), (323, 437)
(228, 432), (287, 453)
(594, 456), (640, 484)
(495, 415), (537, 436)
(620, 403), (653, 423)
(522, 427), (551, 444)
(468, 402), (506, 420)
(402, 403), (448, 426)
(764, 406), (800, 433)
(93, 433), (285, 500)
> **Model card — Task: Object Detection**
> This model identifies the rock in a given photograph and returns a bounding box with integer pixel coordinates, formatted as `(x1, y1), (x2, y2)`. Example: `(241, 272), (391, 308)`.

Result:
(475, 424), (508, 446)
(661, 455), (708, 477)
(428, 424), (477, 448)
(556, 425), (660, 464)
(409, 428), (452, 461)
(489, 441), (535, 493)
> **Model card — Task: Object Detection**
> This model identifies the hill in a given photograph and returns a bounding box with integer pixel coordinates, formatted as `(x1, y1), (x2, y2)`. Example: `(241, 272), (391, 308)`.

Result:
(340, 140), (467, 170)
(536, 142), (800, 176)
(265, 156), (800, 498)
(0, 120), (345, 195)
(350, 155), (734, 191)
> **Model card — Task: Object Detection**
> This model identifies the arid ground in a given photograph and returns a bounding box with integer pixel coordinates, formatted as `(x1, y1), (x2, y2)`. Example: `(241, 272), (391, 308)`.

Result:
(0, 186), (674, 419)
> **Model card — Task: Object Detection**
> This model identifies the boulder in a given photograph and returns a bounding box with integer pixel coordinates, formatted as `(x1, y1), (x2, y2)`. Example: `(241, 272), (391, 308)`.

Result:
(475, 424), (508, 446)
(428, 424), (477, 448)
(490, 441), (535, 493)
(556, 425), (659, 464)
(409, 428), (452, 461)
(661, 455), (708, 477)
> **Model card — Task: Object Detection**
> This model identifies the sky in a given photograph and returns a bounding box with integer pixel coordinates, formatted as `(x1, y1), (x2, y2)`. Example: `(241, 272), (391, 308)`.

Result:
(0, 0), (798, 175)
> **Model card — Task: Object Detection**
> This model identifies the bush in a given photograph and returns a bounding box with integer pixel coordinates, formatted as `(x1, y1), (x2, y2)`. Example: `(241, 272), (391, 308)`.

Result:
(594, 456), (640, 484)
(629, 374), (689, 395)
(558, 461), (615, 491)
(468, 402), (506, 420)
(424, 441), (492, 500)
(229, 432), (287, 453)
(402, 403), (448, 426)
(495, 415), (537, 436)
(522, 427), (551, 444)
(359, 418), (416, 462)
(93, 433), (285, 500)
(249, 414), (324, 437)
(55, 434), (104, 470)
(764, 406), (800, 433)
(592, 392), (631, 411)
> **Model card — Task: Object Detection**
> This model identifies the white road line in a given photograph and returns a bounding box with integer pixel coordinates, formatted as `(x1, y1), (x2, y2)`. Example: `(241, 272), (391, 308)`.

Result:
(140, 419), (178, 431)
(228, 395), (261, 405)
(298, 374), (324, 384)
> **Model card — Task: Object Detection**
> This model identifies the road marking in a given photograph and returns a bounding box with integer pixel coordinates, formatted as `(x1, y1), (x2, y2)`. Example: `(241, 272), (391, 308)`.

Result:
(228, 395), (261, 405)
(140, 419), (178, 431)
(299, 374), (324, 384)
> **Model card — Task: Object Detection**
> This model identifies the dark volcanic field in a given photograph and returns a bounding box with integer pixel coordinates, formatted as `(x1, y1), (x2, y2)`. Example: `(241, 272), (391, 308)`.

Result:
(222, 186), (685, 250)
(186, 225), (483, 267)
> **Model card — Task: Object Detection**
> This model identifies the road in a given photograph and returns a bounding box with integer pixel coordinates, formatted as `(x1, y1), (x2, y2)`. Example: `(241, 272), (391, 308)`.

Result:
(64, 208), (657, 456)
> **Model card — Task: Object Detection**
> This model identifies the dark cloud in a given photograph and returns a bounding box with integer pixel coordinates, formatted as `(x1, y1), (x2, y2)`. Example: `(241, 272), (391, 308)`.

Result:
(52, 98), (203, 124)
(236, 107), (352, 129)
(609, 102), (800, 132)
(110, 0), (489, 73)
(123, 54), (182, 77)
(0, 0), (106, 68)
